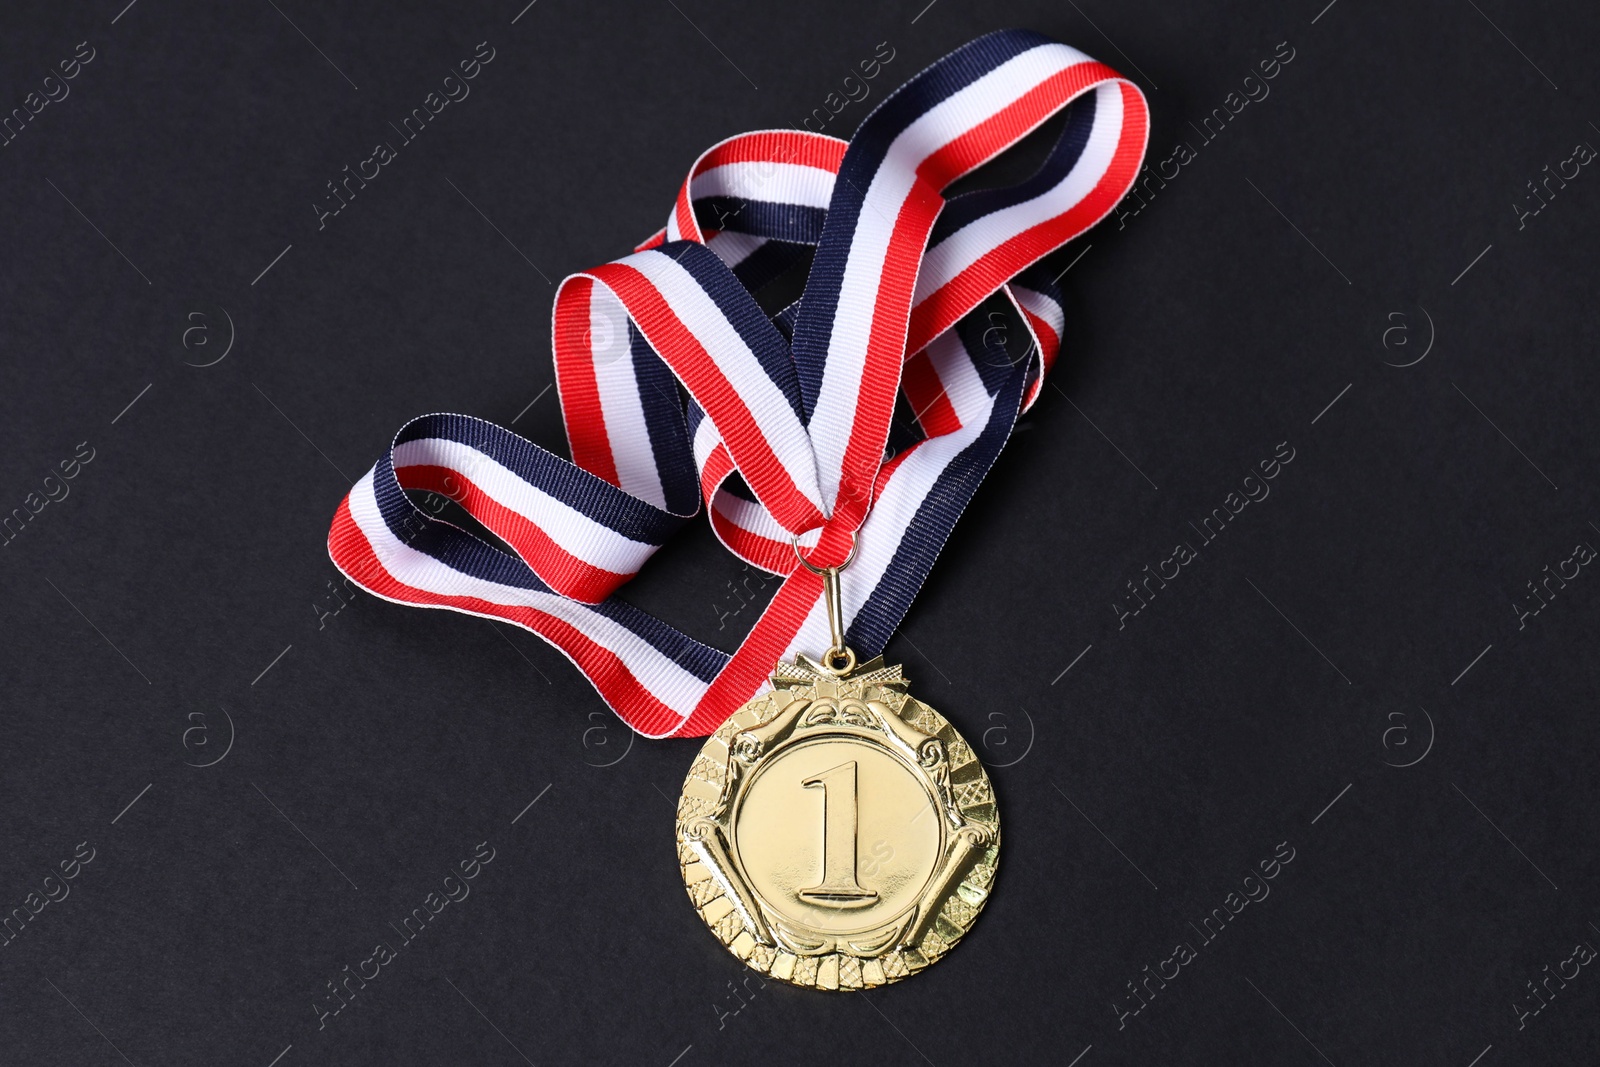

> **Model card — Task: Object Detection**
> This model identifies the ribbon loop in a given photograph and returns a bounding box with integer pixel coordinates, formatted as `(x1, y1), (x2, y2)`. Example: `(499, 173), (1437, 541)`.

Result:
(328, 29), (1149, 737)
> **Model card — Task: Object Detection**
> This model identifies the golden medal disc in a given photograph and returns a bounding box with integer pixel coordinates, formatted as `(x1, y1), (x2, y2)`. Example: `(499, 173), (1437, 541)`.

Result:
(674, 546), (999, 990)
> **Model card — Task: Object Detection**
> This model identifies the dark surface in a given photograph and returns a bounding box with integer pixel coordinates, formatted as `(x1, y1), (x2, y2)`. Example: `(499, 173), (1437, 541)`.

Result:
(1, 0), (1597, 1064)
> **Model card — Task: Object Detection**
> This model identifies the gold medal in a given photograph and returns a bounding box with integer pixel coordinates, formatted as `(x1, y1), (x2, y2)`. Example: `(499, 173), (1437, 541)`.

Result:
(674, 544), (999, 989)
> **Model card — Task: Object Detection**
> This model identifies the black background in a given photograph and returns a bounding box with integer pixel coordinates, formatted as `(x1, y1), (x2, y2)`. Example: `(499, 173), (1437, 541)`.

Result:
(2, 0), (1597, 1064)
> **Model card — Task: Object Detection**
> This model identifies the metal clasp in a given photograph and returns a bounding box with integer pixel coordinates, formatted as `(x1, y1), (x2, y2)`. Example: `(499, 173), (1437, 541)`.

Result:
(791, 531), (859, 676)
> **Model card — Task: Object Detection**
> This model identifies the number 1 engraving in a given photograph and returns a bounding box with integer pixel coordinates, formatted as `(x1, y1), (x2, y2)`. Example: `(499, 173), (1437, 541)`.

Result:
(798, 760), (878, 906)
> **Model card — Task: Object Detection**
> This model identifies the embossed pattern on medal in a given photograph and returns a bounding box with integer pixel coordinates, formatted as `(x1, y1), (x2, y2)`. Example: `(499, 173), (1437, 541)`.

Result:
(676, 677), (1000, 990)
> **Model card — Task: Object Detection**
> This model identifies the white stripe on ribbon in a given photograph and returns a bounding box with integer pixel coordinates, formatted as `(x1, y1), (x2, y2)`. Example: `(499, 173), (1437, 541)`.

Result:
(710, 486), (799, 557)
(922, 330), (995, 430)
(914, 83), (1124, 304)
(690, 159), (838, 210)
(786, 384), (1002, 663)
(588, 284), (669, 509)
(347, 470), (711, 721)
(704, 230), (769, 270)
(392, 437), (658, 575)
(625, 249), (824, 516)
(809, 42), (1091, 511)
(1010, 283), (1065, 345)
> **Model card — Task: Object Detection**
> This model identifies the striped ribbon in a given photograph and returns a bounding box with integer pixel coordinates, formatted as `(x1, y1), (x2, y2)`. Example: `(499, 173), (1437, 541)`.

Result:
(328, 29), (1149, 737)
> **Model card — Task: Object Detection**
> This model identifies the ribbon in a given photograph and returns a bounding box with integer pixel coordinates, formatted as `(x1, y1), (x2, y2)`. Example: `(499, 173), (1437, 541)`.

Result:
(327, 29), (1149, 738)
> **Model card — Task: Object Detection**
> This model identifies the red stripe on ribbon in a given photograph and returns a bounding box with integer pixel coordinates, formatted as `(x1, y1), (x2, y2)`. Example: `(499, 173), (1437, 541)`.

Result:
(902, 348), (963, 438)
(587, 260), (827, 534)
(908, 78), (1148, 353)
(552, 276), (621, 488)
(394, 463), (635, 605)
(695, 130), (849, 174)
(673, 565), (822, 736)
(329, 495), (691, 737)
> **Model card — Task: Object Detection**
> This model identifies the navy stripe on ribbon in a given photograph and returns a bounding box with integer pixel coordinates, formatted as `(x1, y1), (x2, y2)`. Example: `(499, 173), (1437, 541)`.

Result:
(659, 241), (807, 423)
(372, 452), (727, 682)
(729, 239), (811, 294)
(929, 89), (1098, 245)
(884, 388), (927, 460)
(845, 364), (1028, 655)
(772, 298), (802, 342)
(629, 324), (701, 516)
(694, 197), (828, 245)
(958, 295), (1021, 398)
(394, 413), (691, 538)
(791, 29), (1054, 417)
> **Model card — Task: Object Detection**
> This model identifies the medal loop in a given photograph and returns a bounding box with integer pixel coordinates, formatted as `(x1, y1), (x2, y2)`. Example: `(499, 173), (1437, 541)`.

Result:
(790, 529), (857, 575)
(792, 531), (858, 674)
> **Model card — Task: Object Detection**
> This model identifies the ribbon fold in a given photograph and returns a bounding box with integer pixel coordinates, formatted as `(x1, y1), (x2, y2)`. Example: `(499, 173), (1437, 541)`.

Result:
(328, 29), (1149, 737)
